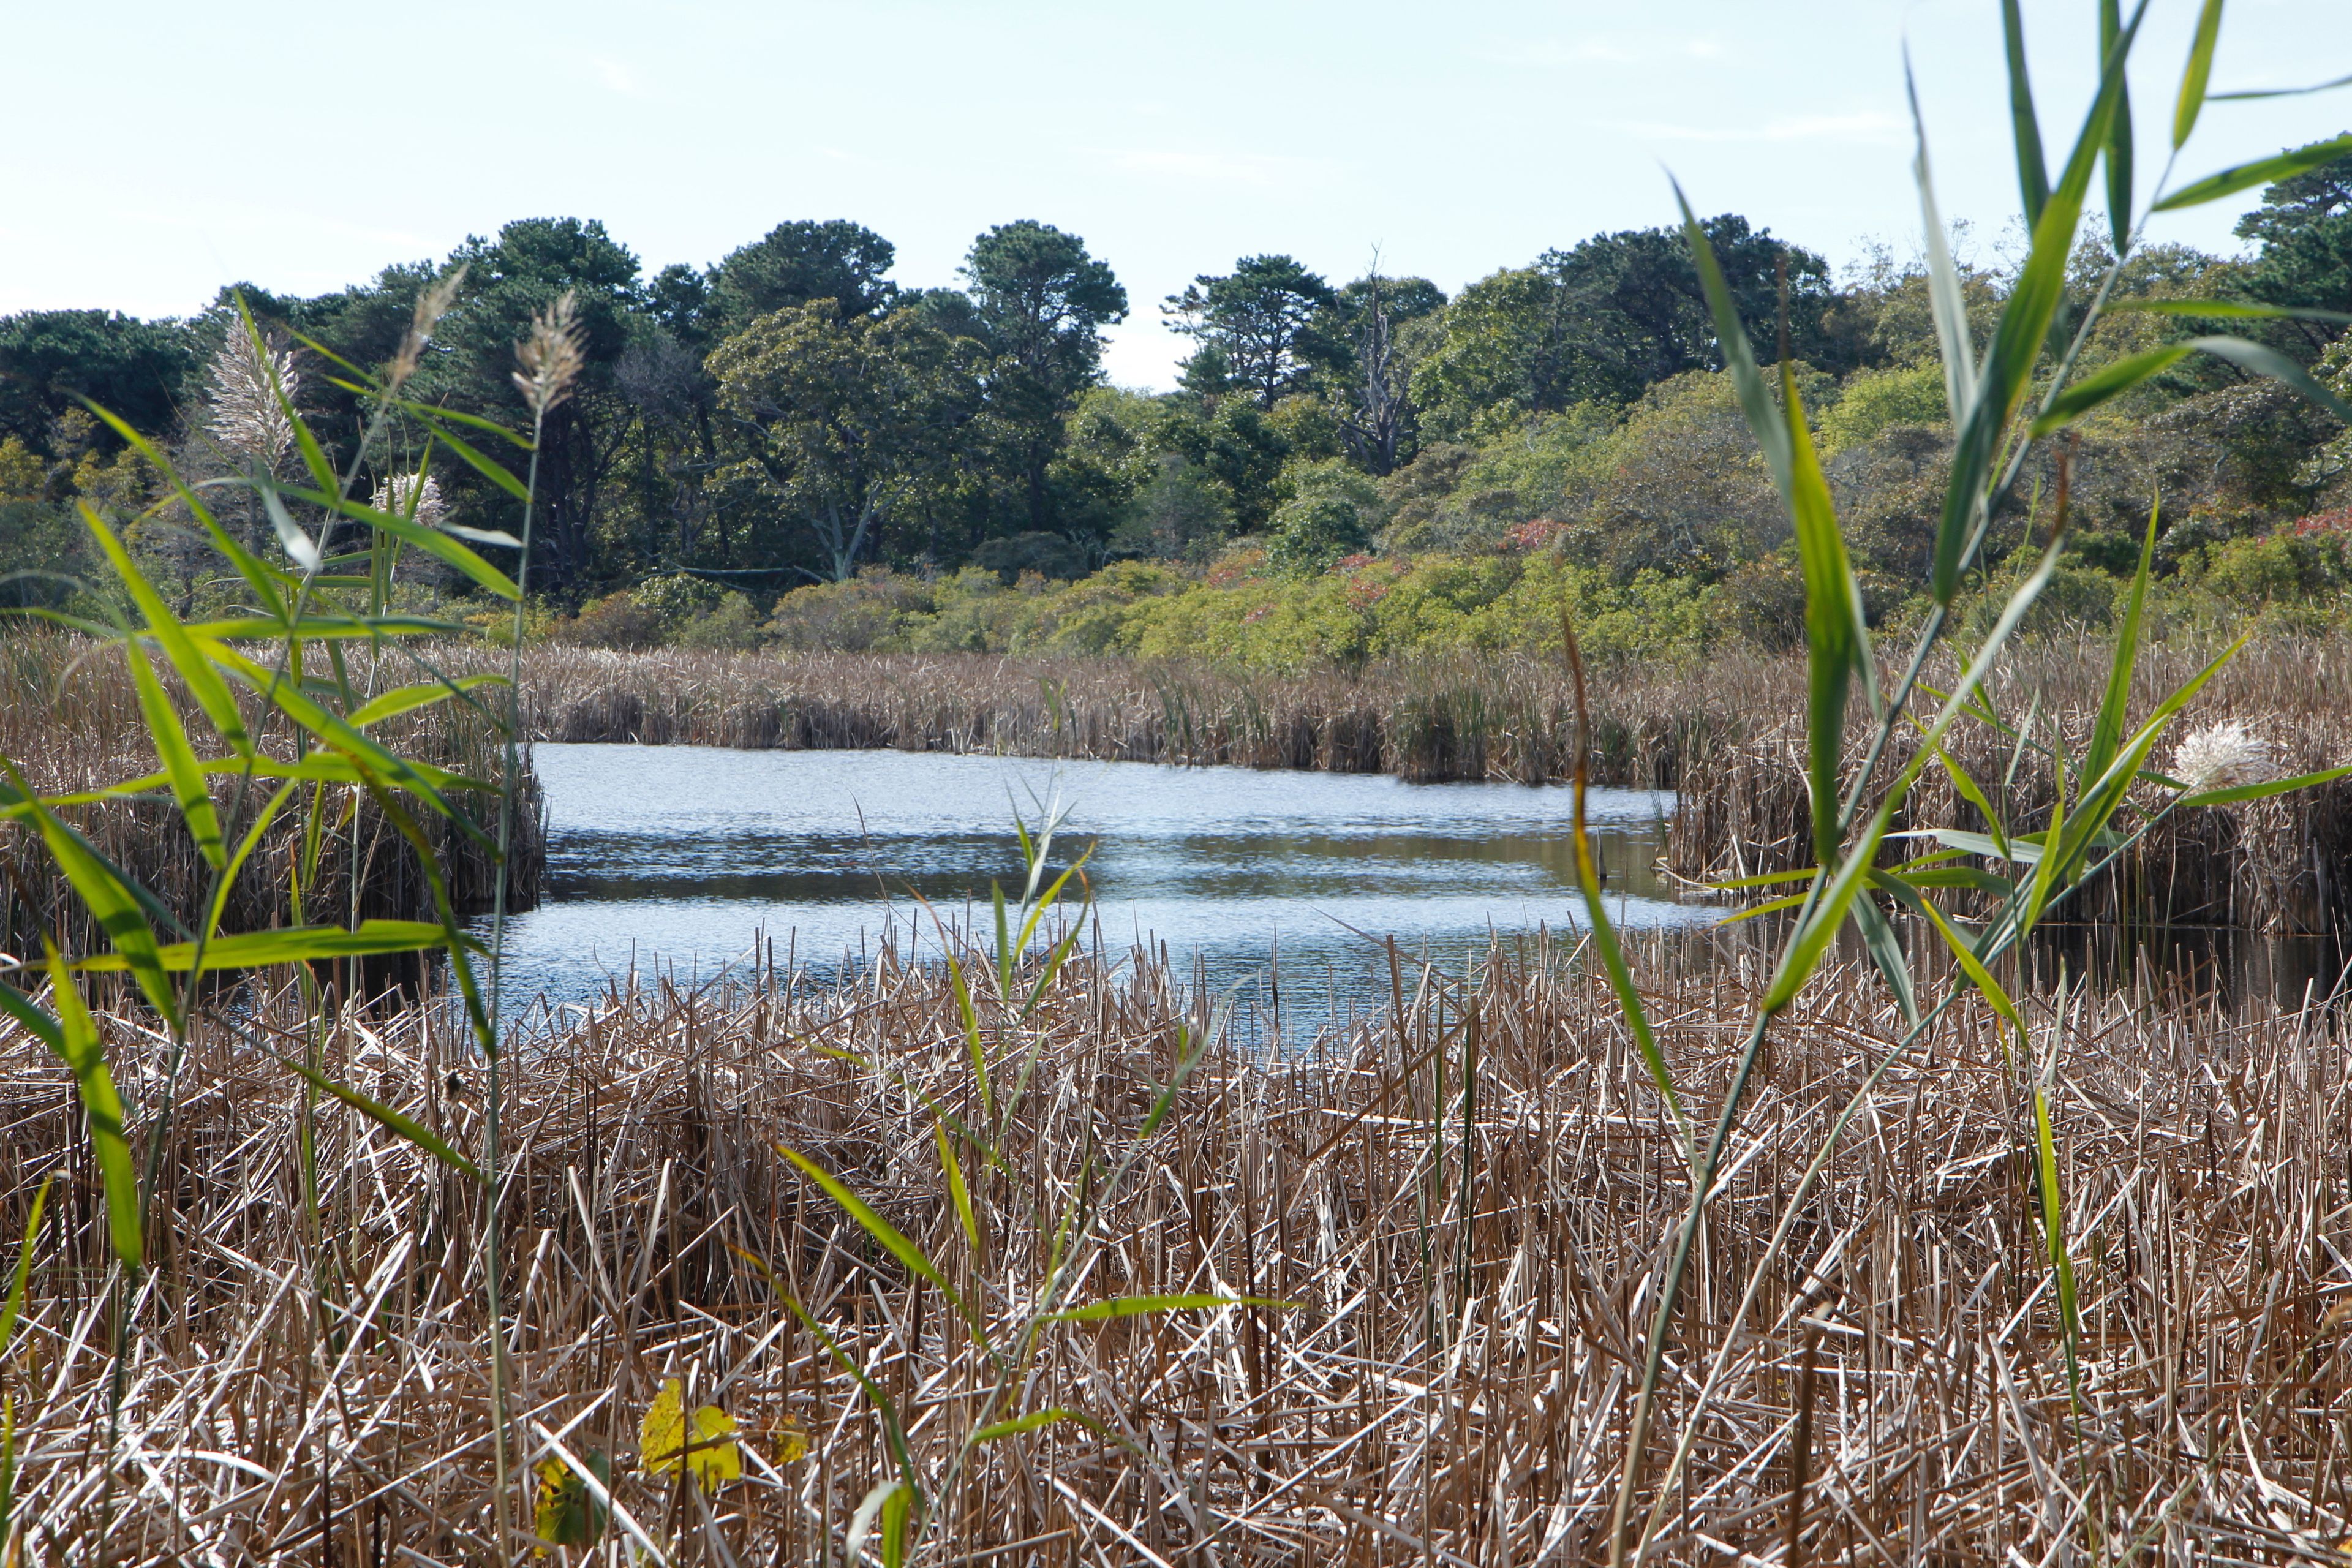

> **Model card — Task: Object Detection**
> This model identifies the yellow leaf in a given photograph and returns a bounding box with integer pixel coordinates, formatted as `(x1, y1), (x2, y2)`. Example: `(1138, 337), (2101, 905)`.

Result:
(639, 1378), (742, 1488)
(774, 1417), (810, 1464)
(533, 1460), (576, 1553)
(533, 1452), (609, 1548)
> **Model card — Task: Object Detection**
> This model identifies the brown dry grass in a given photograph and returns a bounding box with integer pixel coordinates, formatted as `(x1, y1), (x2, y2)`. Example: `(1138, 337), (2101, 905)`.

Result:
(472, 644), (1773, 787)
(3, 927), (2346, 1564)
(0, 631), (540, 965)
(1668, 634), (2352, 933)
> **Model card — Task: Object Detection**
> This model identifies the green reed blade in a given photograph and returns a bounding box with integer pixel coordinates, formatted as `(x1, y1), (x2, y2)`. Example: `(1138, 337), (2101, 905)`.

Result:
(2082, 500), (2160, 794)
(2030, 345), (2195, 434)
(78, 508), (251, 753)
(1849, 894), (1920, 1028)
(2100, 0), (2136, 252)
(41, 947), (139, 1270)
(2154, 132), (2352, 211)
(777, 1144), (993, 1356)
(2185, 335), (2352, 423)
(2173, 0), (2225, 149)
(123, 639), (224, 870)
(1936, 0), (2144, 605)
(2002, 0), (2052, 228)
(1906, 58), (1978, 420)
(275, 1055), (484, 1182)
(78, 404), (286, 623)
(345, 674), (510, 729)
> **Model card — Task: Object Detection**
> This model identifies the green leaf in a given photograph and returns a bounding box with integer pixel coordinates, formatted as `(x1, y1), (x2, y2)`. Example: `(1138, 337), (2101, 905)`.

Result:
(2002, 0), (2052, 228)
(80, 507), (251, 754)
(2082, 500), (2160, 793)
(1760, 793), (1902, 1016)
(1572, 785), (1686, 1138)
(1930, 742), (2010, 861)
(77, 404), (286, 624)
(288, 488), (519, 600)
(2108, 298), (2352, 323)
(260, 486), (321, 574)
(777, 1144), (993, 1354)
(2211, 70), (2352, 103)
(402, 401), (535, 450)
(42, 948), (140, 1271)
(274, 1055), (484, 1182)
(1706, 867), (1821, 892)
(0, 1177), (50, 1360)
(123, 639), (224, 869)
(2100, 0), (2135, 252)
(2186, 335), (2352, 424)
(1676, 187), (1867, 853)
(1904, 827), (2045, 865)
(1937, 0), (2144, 605)
(2029, 345), (2193, 434)
(1907, 59), (1978, 419)
(4, 767), (177, 1027)
(1913, 892), (2029, 1063)
(1715, 889), (1814, 927)
(880, 1479), (912, 1568)
(2155, 132), (2352, 211)
(970, 1408), (1106, 1442)
(413, 420), (530, 502)
(345, 673), (507, 729)
(2172, 0), (2225, 149)
(729, 1248), (918, 1493)
(1041, 1294), (1293, 1324)
(1849, 893), (1919, 1028)
(2179, 763), (2352, 809)
(937, 1121), (983, 1263)
(72, 920), (459, 974)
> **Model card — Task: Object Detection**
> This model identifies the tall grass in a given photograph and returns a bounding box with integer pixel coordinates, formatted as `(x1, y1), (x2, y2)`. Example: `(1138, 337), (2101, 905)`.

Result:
(0, 932), (2344, 1561)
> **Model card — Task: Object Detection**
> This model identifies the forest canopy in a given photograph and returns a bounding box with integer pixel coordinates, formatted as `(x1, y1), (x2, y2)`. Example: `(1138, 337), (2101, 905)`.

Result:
(5, 148), (2352, 665)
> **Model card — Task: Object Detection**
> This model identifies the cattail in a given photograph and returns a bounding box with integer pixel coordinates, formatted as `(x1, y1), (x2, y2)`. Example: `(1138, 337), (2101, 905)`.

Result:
(372, 472), (446, 529)
(2171, 720), (2274, 793)
(206, 325), (299, 467)
(389, 264), (467, 392)
(513, 292), (585, 418)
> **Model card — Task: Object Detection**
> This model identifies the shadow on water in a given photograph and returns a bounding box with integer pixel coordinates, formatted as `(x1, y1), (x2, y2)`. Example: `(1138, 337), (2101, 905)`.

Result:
(473, 744), (2346, 1043)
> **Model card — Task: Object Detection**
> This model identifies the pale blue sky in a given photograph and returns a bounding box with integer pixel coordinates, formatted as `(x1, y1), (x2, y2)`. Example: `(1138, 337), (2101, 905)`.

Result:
(4, 1), (2343, 387)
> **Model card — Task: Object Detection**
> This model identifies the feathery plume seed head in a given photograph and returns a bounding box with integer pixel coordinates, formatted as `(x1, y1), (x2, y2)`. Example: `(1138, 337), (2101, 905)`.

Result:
(2171, 721), (2274, 794)
(371, 472), (446, 530)
(389, 263), (467, 391)
(206, 326), (300, 467)
(513, 292), (585, 418)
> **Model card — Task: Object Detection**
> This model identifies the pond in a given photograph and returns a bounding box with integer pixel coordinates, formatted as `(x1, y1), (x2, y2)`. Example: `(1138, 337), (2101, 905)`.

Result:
(478, 744), (1709, 1036)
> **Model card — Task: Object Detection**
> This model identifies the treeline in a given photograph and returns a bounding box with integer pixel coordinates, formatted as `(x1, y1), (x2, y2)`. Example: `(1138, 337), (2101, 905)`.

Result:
(3, 149), (2350, 659)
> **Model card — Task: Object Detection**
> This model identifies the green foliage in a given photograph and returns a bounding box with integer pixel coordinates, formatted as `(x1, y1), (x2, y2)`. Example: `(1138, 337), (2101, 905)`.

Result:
(6, 108), (2351, 648)
(1817, 361), (1948, 454)
(1265, 459), (1381, 575)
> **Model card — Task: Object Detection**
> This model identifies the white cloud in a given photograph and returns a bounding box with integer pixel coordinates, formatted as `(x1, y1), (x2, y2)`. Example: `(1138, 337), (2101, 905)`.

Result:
(592, 58), (642, 97)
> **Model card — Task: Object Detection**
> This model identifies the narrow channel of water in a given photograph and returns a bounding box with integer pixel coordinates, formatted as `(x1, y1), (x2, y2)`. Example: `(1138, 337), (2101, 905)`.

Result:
(478, 744), (1704, 1036)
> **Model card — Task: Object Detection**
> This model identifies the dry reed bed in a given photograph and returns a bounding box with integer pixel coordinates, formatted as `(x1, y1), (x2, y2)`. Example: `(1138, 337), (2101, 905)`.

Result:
(480, 644), (1778, 787)
(4, 933), (2346, 1564)
(1668, 635), (2352, 933)
(0, 633), (541, 963)
(478, 636), (2352, 931)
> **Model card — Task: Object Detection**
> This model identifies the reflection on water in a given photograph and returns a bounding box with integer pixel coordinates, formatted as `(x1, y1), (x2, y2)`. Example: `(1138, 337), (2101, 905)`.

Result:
(478, 744), (1703, 1034)
(472, 745), (2348, 1036)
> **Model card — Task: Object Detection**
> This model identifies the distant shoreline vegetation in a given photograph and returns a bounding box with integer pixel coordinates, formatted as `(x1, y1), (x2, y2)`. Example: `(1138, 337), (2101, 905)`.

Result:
(6, 153), (2351, 649)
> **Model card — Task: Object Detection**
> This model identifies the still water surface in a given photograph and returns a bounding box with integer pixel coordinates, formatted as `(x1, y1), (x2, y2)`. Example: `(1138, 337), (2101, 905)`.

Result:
(483, 744), (1706, 1028)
